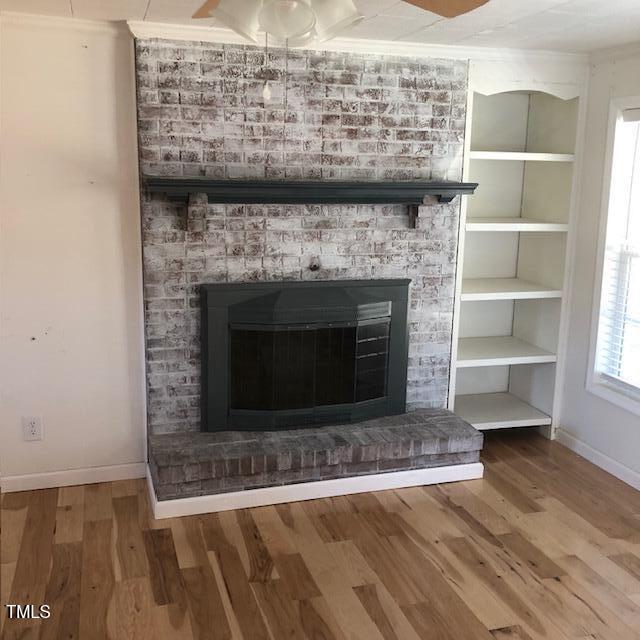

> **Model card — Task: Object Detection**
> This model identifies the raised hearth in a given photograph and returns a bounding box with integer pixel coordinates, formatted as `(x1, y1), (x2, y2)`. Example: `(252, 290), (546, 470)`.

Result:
(149, 409), (483, 500)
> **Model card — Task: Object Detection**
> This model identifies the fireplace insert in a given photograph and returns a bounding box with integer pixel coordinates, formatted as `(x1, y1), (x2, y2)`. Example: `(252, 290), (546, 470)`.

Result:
(200, 279), (410, 431)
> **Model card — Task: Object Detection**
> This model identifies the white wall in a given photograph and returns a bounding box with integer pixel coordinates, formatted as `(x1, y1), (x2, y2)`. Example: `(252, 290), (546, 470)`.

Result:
(0, 14), (146, 486)
(559, 45), (640, 489)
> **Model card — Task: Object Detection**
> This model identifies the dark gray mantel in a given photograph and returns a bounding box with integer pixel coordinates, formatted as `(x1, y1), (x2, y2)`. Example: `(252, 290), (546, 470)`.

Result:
(143, 176), (478, 206)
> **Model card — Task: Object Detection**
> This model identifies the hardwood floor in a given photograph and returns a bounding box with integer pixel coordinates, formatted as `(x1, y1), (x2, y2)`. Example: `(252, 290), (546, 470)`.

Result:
(2, 430), (640, 639)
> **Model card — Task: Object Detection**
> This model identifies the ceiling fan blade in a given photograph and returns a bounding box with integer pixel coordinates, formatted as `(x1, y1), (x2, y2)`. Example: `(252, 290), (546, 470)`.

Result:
(192, 0), (221, 19)
(401, 0), (489, 18)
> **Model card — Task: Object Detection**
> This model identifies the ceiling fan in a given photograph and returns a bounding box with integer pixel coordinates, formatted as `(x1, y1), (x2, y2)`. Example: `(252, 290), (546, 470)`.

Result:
(192, 0), (489, 47)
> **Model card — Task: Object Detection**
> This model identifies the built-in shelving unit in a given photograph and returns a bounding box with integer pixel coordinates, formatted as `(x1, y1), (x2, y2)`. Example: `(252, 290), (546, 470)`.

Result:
(450, 88), (580, 433)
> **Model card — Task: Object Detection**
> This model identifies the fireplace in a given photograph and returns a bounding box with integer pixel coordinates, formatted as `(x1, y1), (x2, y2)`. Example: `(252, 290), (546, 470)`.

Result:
(201, 279), (410, 431)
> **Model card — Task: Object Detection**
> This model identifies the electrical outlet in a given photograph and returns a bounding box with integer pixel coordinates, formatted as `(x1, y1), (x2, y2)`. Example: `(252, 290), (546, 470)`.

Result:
(22, 416), (43, 441)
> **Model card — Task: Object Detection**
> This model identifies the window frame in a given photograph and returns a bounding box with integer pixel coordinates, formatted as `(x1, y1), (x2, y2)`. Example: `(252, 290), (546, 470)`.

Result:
(586, 96), (640, 416)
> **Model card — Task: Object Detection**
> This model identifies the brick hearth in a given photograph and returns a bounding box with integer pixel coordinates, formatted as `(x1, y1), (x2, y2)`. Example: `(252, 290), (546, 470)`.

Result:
(149, 409), (482, 500)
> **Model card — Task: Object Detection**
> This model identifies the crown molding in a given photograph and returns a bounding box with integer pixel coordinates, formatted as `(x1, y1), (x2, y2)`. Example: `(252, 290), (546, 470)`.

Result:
(1, 11), (129, 36)
(127, 19), (587, 65)
(127, 20), (246, 46)
(590, 40), (640, 65)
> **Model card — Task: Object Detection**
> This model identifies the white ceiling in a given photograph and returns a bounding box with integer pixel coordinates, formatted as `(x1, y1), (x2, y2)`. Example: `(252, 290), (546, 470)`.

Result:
(1, 0), (639, 52)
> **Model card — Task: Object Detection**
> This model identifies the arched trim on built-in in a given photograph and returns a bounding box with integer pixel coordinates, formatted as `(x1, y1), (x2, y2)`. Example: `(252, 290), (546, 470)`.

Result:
(470, 59), (583, 100)
(473, 81), (581, 101)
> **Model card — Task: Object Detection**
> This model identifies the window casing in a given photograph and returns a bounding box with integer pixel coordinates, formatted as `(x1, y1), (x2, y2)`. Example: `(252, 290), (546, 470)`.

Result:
(589, 101), (640, 411)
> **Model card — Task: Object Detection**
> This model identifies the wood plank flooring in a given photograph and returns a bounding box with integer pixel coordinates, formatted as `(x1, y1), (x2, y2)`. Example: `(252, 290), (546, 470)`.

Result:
(2, 430), (640, 640)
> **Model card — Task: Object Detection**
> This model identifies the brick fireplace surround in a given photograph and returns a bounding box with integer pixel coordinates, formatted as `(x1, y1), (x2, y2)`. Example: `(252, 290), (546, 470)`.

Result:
(135, 38), (482, 503)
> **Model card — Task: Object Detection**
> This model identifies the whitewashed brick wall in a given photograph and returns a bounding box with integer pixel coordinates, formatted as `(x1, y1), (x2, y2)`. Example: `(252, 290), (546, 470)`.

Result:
(135, 38), (468, 435)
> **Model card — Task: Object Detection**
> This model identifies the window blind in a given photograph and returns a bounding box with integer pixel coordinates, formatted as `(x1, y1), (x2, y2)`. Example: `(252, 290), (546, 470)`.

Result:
(595, 112), (640, 394)
(622, 107), (640, 122)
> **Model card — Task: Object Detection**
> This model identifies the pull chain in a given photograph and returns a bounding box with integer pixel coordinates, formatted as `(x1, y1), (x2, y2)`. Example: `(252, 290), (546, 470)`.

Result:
(284, 38), (289, 116)
(262, 32), (271, 102)
(283, 39), (289, 157)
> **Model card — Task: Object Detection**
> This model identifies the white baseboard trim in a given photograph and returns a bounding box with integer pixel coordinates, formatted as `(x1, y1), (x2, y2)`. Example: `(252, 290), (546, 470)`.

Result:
(1, 462), (147, 493)
(555, 428), (640, 491)
(147, 462), (484, 520)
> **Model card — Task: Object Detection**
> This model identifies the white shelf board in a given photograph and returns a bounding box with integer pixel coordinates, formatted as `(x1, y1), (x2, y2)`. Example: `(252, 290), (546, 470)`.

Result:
(465, 217), (569, 232)
(456, 336), (557, 368)
(455, 392), (552, 430)
(469, 151), (575, 162)
(461, 278), (563, 301)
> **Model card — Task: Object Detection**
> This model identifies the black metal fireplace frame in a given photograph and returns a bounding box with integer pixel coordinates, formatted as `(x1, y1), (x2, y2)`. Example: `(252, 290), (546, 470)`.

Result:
(200, 279), (410, 432)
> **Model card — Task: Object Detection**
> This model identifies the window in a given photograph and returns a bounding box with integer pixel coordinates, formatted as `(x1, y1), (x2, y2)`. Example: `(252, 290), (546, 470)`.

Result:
(591, 102), (640, 407)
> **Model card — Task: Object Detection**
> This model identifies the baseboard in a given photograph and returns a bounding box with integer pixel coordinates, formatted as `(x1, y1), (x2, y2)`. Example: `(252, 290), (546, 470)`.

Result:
(555, 428), (640, 491)
(146, 462), (484, 520)
(1, 462), (147, 493)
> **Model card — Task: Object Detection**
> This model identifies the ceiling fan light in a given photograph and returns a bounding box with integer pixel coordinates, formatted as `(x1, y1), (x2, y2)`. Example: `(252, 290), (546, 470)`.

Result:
(311, 0), (363, 42)
(284, 27), (318, 47)
(259, 0), (317, 41)
(211, 0), (262, 43)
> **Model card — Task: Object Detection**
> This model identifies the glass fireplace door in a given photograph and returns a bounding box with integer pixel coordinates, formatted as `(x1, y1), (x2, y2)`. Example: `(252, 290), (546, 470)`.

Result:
(229, 318), (390, 428)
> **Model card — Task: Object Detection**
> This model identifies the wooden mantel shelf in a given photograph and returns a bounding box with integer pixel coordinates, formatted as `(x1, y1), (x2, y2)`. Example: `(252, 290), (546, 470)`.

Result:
(143, 176), (478, 206)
